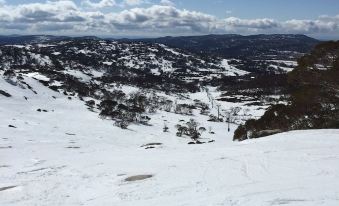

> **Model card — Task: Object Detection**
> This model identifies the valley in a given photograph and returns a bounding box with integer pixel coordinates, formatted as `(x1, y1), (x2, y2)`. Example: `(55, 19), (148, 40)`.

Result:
(0, 34), (338, 206)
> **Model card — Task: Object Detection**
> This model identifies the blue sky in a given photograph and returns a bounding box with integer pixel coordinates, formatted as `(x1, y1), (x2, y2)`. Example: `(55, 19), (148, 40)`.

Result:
(0, 0), (338, 39)
(176, 0), (339, 20)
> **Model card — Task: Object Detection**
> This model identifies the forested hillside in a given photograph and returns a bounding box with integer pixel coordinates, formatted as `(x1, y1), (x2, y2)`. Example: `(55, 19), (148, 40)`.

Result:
(234, 41), (339, 141)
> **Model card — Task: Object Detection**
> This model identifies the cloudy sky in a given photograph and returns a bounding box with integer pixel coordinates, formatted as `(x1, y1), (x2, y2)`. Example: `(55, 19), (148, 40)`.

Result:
(0, 0), (338, 39)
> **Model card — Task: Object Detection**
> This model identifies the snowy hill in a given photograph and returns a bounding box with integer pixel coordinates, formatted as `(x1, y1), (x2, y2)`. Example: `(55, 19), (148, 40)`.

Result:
(0, 39), (247, 81)
(1, 74), (339, 205)
(0, 38), (290, 119)
(0, 34), (311, 74)
(0, 39), (268, 128)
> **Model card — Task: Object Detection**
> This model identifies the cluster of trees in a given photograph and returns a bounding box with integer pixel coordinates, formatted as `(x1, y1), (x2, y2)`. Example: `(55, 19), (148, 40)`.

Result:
(207, 106), (242, 123)
(98, 89), (209, 129)
(101, 69), (200, 94)
(2, 69), (36, 94)
(174, 103), (195, 115)
(216, 73), (289, 98)
(234, 41), (339, 141)
(175, 119), (206, 141)
(98, 90), (160, 128)
(193, 99), (210, 115)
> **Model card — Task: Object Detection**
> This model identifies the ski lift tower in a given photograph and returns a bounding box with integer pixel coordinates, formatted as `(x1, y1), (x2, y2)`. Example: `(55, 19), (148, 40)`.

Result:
(223, 109), (231, 133)
(227, 112), (230, 132)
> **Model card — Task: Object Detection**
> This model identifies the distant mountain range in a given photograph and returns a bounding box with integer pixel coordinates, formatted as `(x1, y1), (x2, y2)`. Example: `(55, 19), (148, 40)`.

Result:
(0, 34), (320, 60)
(131, 34), (320, 59)
(0, 35), (100, 45)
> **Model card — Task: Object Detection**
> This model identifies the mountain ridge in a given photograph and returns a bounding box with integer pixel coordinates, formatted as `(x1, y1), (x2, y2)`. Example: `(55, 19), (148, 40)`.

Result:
(130, 34), (320, 59)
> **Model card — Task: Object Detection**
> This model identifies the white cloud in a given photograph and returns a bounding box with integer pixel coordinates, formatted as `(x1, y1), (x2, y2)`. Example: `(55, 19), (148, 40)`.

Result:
(0, 0), (338, 37)
(0, 0), (107, 32)
(225, 17), (278, 29)
(123, 0), (144, 6)
(83, 0), (116, 9)
(16, 0), (83, 23)
(0, 0), (85, 24)
(107, 5), (218, 33)
(283, 19), (338, 33)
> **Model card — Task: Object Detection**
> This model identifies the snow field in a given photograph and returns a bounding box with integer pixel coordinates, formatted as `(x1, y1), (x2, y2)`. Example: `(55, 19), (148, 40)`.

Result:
(1, 76), (339, 206)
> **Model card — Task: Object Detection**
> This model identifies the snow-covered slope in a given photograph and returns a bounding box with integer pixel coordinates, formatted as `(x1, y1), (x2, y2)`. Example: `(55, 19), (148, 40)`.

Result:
(1, 71), (339, 205)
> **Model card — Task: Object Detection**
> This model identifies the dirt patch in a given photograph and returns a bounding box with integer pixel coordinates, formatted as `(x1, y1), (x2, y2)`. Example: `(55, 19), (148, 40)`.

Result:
(141, 143), (163, 149)
(17, 167), (49, 174)
(0, 146), (12, 149)
(145, 146), (155, 149)
(124, 175), (153, 182)
(0, 186), (17, 192)
(66, 146), (80, 149)
(141, 143), (162, 147)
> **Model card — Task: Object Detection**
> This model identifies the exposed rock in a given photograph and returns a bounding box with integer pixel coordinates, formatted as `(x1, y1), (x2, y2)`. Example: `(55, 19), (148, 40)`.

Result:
(0, 186), (17, 192)
(141, 143), (162, 147)
(124, 175), (153, 182)
(0, 90), (11, 97)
